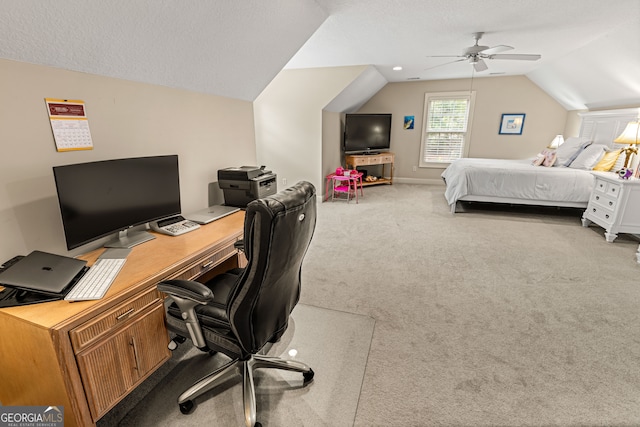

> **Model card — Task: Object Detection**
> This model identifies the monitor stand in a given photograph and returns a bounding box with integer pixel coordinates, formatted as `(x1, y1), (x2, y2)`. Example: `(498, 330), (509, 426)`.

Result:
(105, 229), (156, 249)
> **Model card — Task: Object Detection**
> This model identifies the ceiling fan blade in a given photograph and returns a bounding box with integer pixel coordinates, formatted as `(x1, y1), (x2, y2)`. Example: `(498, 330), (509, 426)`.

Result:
(424, 58), (466, 71)
(481, 45), (513, 55)
(473, 59), (488, 72)
(489, 53), (541, 61)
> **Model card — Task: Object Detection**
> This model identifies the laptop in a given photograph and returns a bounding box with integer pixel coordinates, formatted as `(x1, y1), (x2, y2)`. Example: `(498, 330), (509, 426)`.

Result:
(186, 204), (240, 225)
(0, 250), (87, 296)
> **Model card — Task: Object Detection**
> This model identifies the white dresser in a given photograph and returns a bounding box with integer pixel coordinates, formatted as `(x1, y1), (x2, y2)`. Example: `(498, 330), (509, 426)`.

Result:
(581, 173), (640, 249)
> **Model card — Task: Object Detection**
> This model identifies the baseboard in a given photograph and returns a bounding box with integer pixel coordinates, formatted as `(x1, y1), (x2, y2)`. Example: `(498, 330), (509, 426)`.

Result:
(392, 177), (444, 185)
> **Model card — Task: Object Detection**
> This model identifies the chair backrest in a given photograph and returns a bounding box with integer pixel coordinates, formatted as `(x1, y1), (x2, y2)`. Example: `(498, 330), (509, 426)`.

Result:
(228, 181), (317, 354)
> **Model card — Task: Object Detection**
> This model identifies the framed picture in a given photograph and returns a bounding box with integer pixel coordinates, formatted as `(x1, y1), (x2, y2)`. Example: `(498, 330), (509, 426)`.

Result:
(499, 113), (526, 135)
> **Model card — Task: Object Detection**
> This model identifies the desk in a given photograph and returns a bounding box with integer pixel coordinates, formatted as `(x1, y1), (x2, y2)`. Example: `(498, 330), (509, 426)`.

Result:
(0, 211), (245, 427)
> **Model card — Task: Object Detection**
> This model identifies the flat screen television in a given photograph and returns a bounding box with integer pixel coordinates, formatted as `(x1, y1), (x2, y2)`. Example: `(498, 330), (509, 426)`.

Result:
(343, 113), (392, 154)
(53, 155), (181, 250)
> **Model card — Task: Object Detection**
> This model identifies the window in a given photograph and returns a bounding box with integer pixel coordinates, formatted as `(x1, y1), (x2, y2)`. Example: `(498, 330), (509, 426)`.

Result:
(419, 91), (475, 167)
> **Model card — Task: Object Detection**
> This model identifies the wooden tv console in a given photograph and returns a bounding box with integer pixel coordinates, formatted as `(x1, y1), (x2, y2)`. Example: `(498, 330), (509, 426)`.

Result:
(0, 212), (245, 427)
(345, 152), (394, 186)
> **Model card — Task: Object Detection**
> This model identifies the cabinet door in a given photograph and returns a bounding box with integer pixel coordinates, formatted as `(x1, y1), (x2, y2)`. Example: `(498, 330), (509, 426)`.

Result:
(76, 303), (170, 420)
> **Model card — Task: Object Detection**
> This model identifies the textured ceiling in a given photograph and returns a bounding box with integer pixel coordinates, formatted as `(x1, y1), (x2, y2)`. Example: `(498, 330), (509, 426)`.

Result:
(1, 0), (639, 109)
(0, 0), (327, 101)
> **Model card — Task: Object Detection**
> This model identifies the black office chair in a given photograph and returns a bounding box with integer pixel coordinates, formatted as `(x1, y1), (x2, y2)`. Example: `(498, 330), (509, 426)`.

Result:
(157, 181), (317, 427)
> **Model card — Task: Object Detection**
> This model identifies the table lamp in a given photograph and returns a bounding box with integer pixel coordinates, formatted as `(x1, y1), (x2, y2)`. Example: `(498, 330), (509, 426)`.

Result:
(613, 120), (640, 168)
(547, 135), (564, 149)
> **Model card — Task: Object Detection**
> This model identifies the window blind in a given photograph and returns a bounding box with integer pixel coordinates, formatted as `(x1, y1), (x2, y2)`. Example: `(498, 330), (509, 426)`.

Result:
(420, 93), (474, 165)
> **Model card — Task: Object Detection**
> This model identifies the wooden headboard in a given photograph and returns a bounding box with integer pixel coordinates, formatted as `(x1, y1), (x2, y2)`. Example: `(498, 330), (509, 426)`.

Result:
(579, 108), (640, 148)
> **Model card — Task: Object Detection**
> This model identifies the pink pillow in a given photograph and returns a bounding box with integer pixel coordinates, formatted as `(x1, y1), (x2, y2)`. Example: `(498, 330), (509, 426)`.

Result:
(533, 149), (556, 167)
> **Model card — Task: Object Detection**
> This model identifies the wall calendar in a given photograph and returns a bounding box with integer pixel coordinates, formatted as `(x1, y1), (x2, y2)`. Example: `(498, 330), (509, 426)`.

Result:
(45, 98), (94, 151)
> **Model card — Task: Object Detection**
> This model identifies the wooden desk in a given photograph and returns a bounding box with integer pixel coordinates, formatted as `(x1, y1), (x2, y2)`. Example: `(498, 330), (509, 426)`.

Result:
(0, 211), (245, 427)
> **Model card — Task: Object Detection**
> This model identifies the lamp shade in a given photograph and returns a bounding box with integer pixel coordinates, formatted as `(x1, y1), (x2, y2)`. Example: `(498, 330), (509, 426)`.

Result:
(614, 121), (640, 145)
(548, 135), (564, 149)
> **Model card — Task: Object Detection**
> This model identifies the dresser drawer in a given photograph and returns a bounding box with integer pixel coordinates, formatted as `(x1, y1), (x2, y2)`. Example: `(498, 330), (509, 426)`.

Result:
(70, 287), (162, 353)
(379, 155), (394, 163)
(350, 157), (369, 166)
(595, 179), (621, 198)
(586, 205), (616, 226)
(591, 192), (617, 212)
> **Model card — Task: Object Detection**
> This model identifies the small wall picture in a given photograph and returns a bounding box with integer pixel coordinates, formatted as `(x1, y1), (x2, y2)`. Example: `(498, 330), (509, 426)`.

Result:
(499, 113), (526, 135)
(404, 116), (414, 130)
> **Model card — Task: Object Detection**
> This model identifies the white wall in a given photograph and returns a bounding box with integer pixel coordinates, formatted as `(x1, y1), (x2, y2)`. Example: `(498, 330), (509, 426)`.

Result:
(253, 66), (368, 194)
(0, 59), (256, 260)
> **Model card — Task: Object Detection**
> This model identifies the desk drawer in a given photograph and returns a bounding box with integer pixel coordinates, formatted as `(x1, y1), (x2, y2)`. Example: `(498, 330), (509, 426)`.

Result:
(379, 155), (393, 163)
(70, 287), (162, 353)
(171, 241), (238, 281)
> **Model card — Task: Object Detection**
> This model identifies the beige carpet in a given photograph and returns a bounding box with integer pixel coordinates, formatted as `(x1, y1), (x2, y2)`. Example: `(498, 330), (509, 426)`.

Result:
(100, 183), (640, 426)
(302, 183), (640, 426)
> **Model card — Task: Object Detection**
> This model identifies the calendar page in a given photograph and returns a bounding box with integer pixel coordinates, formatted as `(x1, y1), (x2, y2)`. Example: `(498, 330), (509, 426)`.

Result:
(45, 98), (94, 151)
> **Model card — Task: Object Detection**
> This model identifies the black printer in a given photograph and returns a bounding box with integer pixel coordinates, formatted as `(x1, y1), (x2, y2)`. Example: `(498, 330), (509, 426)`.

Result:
(218, 166), (277, 208)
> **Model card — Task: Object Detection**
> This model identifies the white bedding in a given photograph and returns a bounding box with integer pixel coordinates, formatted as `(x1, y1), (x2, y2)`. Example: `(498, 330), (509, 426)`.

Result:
(441, 158), (595, 208)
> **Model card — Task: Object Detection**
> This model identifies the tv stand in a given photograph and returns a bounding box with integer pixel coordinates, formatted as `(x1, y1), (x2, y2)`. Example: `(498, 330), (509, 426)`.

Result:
(345, 152), (394, 186)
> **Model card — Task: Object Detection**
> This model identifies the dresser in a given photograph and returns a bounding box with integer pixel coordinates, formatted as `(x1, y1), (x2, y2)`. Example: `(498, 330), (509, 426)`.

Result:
(581, 173), (640, 243)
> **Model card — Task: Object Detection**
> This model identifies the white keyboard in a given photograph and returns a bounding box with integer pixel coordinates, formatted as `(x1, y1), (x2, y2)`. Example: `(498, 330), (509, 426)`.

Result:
(65, 258), (126, 301)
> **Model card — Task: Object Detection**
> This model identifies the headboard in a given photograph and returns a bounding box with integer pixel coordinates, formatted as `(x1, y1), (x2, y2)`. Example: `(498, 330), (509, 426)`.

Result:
(579, 108), (640, 148)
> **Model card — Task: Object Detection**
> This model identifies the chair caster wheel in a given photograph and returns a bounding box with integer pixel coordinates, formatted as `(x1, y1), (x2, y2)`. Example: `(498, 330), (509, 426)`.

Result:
(303, 368), (314, 383)
(179, 400), (195, 414)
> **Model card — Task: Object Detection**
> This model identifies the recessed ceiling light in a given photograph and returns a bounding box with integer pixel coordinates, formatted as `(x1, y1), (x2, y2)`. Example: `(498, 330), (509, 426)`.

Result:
(393, 66), (403, 71)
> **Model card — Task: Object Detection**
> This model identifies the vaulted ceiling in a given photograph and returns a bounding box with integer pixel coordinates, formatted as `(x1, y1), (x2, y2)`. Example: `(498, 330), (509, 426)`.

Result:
(1, 1), (639, 110)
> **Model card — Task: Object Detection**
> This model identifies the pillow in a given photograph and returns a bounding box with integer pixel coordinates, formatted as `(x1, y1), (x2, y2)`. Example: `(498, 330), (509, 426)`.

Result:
(612, 149), (627, 172)
(532, 154), (545, 166)
(568, 144), (607, 170)
(554, 137), (591, 167)
(542, 149), (557, 167)
(592, 149), (622, 172)
(532, 148), (557, 167)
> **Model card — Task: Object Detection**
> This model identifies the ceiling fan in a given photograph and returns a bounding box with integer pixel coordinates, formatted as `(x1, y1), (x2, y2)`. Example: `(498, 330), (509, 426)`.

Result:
(427, 32), (541, 72)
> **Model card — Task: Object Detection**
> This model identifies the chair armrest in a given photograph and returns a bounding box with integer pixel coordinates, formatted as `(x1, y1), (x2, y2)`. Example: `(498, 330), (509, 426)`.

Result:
(157, 279), (213, 304)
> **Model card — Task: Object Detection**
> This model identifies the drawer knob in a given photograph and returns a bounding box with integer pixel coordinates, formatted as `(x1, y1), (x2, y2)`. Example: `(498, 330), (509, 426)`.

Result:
(592, 208), (596, 212)
(609, 201), (613, 206)
(605, 214), (609, 219)
(201, 261), (213, 269)
(595, 196), (600, 200)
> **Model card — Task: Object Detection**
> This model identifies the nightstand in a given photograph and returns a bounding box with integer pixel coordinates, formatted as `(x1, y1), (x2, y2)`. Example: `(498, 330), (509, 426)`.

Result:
(581, 173), (640, 243)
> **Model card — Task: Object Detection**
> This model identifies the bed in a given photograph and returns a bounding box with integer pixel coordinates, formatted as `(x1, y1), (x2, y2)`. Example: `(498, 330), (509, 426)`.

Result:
(442, 158), (595, 213)
(441, 108), (639, 213)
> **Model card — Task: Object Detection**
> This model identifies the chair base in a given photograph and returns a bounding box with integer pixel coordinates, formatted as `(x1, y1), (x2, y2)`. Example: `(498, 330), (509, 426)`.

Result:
(177, 353), (314, 427)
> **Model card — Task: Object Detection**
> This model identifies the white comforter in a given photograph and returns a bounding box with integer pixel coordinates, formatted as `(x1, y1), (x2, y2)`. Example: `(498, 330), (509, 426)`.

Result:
(441, 158), (595, 206)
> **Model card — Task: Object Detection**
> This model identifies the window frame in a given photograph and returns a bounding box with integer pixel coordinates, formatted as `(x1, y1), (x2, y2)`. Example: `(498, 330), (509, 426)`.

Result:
(419, 91), (476, 168)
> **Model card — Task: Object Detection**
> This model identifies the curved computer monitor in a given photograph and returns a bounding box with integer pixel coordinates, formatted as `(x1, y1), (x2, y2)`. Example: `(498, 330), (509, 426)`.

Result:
(53, 155), (181, 250)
